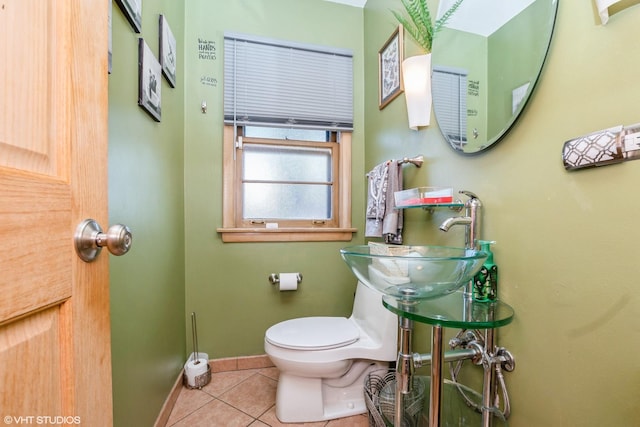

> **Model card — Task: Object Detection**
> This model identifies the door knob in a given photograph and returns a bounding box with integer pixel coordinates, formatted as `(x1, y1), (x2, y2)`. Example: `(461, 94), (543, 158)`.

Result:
(74, 219), (133, 262)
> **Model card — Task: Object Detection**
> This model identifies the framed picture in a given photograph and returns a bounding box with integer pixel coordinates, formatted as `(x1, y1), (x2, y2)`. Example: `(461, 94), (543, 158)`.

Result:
(115, 0), (142, 33)
(159, 15), (177, 88)
(378, 25), (404, 110)
(138, 38), (162, 122)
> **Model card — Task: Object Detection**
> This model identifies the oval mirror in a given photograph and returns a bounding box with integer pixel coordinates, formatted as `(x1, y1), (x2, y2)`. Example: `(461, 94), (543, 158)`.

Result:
(432, 0), (558, 154)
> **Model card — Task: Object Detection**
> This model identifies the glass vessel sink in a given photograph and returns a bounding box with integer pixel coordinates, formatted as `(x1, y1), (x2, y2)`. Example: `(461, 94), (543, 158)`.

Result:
(340, 244), (487, 301)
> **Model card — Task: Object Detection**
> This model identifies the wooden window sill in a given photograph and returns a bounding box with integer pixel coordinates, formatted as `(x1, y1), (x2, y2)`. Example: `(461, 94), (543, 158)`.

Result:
(216, 227), (357, 243)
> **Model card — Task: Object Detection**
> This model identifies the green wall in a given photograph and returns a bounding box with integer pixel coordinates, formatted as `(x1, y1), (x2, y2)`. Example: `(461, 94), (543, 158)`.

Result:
(105, 0), (640, 425)
(183, 0), (365, 358)
(364, 1), (640, 426)
(108, 1), (186, 426)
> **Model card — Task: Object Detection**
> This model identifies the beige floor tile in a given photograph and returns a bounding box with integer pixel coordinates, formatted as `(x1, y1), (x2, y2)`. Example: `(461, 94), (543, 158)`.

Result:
(325, 413), (369, 427)
(201, 368), (260, 397)
(170, 399), (253, 427)
(166, 387), (214, 426)
(219, 373), (277, 418)
(258, 366), (280, 381)
(258, 406), (328, 427)
(168, 361), (372, 426)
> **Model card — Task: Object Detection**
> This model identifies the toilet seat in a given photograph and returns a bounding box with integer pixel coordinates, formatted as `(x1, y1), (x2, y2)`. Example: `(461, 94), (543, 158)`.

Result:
(265, 317), (359, 350)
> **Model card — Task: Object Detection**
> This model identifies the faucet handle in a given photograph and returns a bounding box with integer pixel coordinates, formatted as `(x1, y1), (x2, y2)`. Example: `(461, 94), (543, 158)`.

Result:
(459, 190), (478, 200)
(459, 190), (482, 208)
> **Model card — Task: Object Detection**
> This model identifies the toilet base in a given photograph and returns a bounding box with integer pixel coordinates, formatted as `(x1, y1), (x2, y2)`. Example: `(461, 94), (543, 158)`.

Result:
(275, 361), (388, 422)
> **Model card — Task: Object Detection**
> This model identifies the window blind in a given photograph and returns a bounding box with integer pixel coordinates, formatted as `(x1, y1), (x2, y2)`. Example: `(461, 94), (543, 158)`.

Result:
(432, 66), (467, 149)
(224, 32), (354, 131)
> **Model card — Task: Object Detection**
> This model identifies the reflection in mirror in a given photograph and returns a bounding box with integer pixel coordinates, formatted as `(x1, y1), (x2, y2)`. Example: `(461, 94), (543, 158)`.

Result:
(432, 0), (558, 154)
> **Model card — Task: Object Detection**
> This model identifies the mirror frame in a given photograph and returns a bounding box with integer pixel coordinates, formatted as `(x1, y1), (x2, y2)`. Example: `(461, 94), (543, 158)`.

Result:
(431, 0), (559, 155)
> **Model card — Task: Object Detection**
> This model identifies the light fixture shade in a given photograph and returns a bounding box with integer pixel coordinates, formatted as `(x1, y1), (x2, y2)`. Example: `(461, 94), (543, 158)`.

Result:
(402, 54), (432, 130)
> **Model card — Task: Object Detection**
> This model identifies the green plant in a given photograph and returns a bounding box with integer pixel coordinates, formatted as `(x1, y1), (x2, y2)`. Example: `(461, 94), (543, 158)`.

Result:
(391, 0), (464, 53)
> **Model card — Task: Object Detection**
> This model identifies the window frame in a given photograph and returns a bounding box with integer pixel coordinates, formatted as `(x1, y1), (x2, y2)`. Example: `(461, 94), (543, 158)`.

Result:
(237, 134), (338, 228)
(217, 125), (356, 243)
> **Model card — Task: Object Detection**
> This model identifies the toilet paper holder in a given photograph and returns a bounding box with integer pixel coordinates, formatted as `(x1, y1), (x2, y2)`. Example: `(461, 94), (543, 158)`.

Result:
(269, 273), (303, 285)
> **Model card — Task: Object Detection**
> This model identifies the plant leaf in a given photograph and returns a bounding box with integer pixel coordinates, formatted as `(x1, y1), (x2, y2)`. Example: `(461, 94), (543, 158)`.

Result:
(391, 0), (465, 53)
(434, 0), (465, 34)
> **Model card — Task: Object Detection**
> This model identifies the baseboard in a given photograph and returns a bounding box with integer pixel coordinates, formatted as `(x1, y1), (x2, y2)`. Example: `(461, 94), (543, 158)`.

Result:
(211, 354), (274, 372)
(153, 368), (184, 427)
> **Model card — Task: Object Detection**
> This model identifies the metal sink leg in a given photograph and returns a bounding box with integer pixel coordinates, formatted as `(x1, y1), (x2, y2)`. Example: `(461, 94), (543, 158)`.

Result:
(429, 325), (444, 427)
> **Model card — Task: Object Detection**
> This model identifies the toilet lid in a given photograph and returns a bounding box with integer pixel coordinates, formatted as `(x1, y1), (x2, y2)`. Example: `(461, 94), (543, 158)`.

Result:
(265, 317), (359, 350)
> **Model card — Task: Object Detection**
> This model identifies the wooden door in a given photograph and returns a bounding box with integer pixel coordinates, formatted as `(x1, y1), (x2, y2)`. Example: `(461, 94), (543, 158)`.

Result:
(0, 1), (112, 425)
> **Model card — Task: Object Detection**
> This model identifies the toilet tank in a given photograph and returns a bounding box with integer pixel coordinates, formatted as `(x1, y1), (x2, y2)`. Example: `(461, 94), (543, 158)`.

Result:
(349, 282), (397, 352)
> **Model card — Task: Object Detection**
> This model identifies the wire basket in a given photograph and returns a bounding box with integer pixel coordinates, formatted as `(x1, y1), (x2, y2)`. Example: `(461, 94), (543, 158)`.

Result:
(364, 369), (426, 427)
(365, 369), (510, 427)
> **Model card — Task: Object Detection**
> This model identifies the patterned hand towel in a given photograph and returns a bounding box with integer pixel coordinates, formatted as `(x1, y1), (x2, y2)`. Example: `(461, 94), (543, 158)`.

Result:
(382, 160), (403, 244)
(365, 161), (389, 237)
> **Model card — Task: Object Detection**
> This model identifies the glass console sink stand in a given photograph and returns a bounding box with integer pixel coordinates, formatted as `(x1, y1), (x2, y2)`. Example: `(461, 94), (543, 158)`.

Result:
(382, 292), (514, 427)
(349, 191), (516, 426)
(382, 291), (514, 329)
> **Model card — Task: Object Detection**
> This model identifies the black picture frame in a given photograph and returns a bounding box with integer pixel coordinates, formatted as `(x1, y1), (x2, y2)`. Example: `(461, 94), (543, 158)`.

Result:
(138, 38), (162, 122)
(114, 0), (142, 33)
(159, 15), (176, 88)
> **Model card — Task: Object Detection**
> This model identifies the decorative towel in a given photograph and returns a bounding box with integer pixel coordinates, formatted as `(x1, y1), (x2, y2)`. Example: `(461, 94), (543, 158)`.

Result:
(382, 160), (403, 244)
(365, 161), (389, 238)
(365, 160), (404, 244)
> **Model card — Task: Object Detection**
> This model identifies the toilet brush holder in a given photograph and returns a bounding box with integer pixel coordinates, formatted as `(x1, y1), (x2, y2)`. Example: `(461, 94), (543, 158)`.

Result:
(183, 356), (211, 389)
(183, 313), (211, 389)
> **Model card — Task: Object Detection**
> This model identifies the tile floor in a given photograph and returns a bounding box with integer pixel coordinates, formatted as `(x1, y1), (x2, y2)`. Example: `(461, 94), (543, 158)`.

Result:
(165, 366), (369, 427)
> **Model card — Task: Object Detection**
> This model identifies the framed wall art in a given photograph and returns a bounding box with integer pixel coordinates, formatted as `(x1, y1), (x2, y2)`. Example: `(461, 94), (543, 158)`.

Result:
(115, 0), (142, 33)
(159, 15), (177, 87)
(138, 38), (162, 122)
(378, 25), (404, 110)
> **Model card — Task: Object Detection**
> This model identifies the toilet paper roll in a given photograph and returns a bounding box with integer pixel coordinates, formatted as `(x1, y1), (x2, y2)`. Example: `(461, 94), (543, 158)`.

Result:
(279, 272), (298, 291)
(184, 358), (209, 387)
(186, 352), (209, 364)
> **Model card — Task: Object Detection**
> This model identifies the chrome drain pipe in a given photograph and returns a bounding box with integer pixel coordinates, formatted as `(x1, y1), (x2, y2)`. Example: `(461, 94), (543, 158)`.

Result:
(395, 316), (415, 427)
(448, 329), (516, 424)
(412, 347), (482, 368)
(482, 328), (497, 427)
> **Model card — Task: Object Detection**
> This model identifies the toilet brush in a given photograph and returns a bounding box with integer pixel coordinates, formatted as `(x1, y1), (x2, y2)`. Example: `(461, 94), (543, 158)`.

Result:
(183, 312), (211, 389)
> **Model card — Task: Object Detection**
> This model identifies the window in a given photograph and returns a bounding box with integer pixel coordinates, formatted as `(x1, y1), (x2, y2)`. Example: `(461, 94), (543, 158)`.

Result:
(217, 33), (356, 242)
(242, 130), (333, 222)
(433, 66), (468, 150)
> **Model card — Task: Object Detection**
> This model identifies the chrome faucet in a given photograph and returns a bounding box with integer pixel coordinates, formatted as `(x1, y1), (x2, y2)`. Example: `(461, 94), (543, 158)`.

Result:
(440, 191), (482, 297)
(439, 191), (514, 427)
(439, 216), (472, 231)
(439, 190), (482, 250)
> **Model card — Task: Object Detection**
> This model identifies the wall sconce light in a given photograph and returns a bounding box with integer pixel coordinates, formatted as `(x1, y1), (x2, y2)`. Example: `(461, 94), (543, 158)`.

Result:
(402, 54), (432, 130)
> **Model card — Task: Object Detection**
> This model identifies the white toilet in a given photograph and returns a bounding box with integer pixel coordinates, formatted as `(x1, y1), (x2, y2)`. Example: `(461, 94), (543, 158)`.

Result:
(264, 281), (398, 422)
